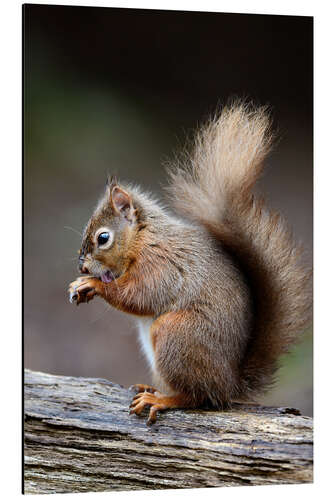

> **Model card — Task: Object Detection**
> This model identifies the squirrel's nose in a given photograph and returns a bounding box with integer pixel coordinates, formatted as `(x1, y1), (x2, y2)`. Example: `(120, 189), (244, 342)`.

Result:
(78, 256), (89, 274)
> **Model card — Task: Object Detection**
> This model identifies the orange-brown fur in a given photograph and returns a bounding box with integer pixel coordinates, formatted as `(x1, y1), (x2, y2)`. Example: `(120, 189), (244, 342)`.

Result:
(68, 101), (312, 423)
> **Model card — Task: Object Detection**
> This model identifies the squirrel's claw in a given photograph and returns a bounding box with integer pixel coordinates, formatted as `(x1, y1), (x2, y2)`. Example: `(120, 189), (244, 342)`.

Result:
(68, 277), (98, 306)
(129, 391), (188, 425)
(69, 291), (78, 304)
(129, 391), (169, 425)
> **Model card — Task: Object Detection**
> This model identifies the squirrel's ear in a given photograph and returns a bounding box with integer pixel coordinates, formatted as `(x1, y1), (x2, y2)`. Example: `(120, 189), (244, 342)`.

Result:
(111, 186), (135, 221)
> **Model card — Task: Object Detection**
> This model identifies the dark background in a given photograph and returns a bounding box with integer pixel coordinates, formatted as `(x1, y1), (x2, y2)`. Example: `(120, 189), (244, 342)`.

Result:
(24, 5), (313, 415)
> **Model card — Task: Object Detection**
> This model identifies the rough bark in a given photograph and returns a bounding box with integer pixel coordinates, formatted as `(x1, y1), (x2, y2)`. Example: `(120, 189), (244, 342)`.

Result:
(24, 369), (313, 494)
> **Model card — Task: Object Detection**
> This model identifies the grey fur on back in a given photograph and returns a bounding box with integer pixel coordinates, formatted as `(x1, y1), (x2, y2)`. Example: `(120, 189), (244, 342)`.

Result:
(166, 101), (312, 399)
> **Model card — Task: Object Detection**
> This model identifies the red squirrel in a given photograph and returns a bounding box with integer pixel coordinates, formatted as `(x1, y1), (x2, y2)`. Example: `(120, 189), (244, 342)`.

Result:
(68, 102), (312, 424)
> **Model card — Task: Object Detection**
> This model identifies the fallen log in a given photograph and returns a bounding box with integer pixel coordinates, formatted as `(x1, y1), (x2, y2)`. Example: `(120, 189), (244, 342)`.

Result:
(24, 369), (313, 494)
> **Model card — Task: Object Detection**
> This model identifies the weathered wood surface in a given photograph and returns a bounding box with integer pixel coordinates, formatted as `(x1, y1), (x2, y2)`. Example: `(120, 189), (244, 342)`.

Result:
(24, 369), (313, 494)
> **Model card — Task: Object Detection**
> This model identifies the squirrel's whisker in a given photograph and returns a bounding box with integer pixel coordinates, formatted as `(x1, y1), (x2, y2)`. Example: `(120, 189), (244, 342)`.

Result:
(64, 225), (83, 237)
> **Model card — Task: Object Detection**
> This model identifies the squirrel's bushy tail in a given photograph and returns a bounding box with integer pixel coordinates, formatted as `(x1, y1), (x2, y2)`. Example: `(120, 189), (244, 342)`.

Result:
(167, 101), (312, 399)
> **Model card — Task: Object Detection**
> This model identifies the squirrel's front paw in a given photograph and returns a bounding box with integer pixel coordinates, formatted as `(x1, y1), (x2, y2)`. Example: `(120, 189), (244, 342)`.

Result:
(68, 276), (99, 305)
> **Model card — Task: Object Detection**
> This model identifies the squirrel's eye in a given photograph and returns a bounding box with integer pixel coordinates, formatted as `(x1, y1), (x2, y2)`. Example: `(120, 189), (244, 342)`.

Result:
(97, 232), (110, 246)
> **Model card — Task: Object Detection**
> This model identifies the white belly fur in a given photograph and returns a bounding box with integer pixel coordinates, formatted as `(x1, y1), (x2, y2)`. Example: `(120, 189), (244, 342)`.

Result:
(136, 317), (155, 372)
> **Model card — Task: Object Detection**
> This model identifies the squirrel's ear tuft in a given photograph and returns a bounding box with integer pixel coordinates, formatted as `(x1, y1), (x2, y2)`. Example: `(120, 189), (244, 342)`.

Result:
(106, 174), (118, 189)
(111, 186), (135, 221)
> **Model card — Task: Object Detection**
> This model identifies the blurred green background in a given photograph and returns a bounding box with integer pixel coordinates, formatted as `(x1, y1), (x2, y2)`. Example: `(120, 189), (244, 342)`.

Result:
(24, 6), (313, 415)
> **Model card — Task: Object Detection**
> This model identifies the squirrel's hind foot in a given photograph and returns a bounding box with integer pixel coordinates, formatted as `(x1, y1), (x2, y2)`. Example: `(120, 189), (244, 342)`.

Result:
(129, 390), (189, 425)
